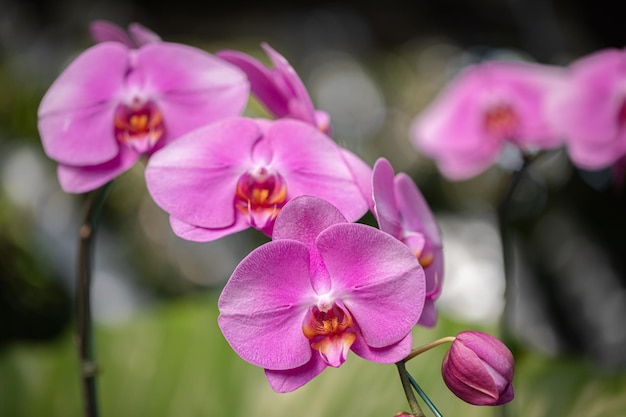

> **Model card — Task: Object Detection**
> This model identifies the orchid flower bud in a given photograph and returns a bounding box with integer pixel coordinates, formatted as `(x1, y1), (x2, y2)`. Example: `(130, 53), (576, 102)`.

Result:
(442, 331), (514, 406)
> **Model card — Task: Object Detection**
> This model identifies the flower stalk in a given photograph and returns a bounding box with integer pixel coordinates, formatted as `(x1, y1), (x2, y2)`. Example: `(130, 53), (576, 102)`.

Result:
(76, 181), (112, 417)
(404, 337), (456, 362)
(396, 361), (425, 417)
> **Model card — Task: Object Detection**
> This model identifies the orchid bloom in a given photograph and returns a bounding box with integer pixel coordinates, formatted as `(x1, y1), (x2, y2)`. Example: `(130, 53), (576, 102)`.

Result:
(88, 19), (162, 47)
(548, 48), (626, 170)
(218, 196), (425, 392)
(442, 331), (515, 406)
(411, 61), (564, 180)
(37, 27), (250, 193)
(144, 117), (371, 241)
(372, 158), (443, 327)
(217, 43), (331, 134)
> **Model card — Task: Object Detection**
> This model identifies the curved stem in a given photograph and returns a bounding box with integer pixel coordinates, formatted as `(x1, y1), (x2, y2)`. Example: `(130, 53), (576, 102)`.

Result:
(76, 181), (113, 417)
(404, 337), (456, 362)
(396, 361), (425, 417)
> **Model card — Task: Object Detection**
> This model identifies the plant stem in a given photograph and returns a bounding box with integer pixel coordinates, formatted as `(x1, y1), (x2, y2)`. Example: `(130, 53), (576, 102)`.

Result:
(404, 337), (456, 362)
(407, 373), (443, 417)
(497, 155), (534, 348)
(396, 361), (425, 417)
(76, 181), (113, 417)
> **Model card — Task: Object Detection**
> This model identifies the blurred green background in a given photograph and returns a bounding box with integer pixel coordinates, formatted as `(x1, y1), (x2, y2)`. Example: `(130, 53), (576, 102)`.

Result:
(2, 0), (626, 416)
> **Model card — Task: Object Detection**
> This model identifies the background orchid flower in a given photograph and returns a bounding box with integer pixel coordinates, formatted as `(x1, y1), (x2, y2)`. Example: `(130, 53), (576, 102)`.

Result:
(88, 19), (162, 47)
(548, 48), (626, 170)
(372, 157), (443, 327)
(145, 117), (371, 241)
(37, 33), (250, 193)
(218, 196), (425, 392)
(217, 43), (331, 134)
(442, 331), (515, 406)
(410, 61), (564, 180)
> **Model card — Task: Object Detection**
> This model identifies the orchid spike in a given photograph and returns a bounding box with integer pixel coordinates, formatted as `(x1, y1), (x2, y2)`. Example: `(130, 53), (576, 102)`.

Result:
(372, 157), (443, 327)
(38, 30), (250, 193)
(88, 20), (162, 47)
(144, 117), (371, 241)
(218, 195), (425, 392)
(411, 61), (564, 180)
(217, 43), (331, 134)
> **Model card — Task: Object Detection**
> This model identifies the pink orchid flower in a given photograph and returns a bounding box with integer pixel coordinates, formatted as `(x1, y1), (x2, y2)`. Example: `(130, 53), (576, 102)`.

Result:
(217, 43), (331, 134)
(218, 195), (425, 392)
(411, 61), (564, 180)
(548, 48), (626, 170)
(37, 29), (250, 193)
(372, 158), (443, 327)
(144, 117), (371, 241)
(88, 19), (162, 47)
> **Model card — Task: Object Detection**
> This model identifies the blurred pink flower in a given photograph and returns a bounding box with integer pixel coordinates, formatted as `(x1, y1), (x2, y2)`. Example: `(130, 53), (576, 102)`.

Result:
(372, 157), (443, 327)
(217, 43), (331, 134)
(218, 196), (425, 392)
(88, 19), (161, 47)
(144, 118), (371, 241)
(411, 61), (564, 180)
(548, 48), (626, 170)
(442, 331), (514, 406)
(38, 34), (249, 193)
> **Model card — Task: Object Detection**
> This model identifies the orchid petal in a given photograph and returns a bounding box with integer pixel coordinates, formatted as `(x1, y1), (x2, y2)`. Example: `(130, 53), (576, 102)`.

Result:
(395, 172), (442, 246)
(262, 42), (316, 122)
(57, 146), (139, 193)
(38, 43), (128, 165)
(351, 331), (413, 363)
(128, 22), (162, 46)
(272, 195), (346, 294)
(218, 240), (315, 370)
(264, 354), (327, 393)
(169, 215), (251, 243)
(89, 20), (134, 47)
(316, 223), (425, 348)
(216, 49), (290, 117)
(267, 120), (369, 222)
(372, 158), (403, 236)
(145, 118), (260, 229)
(341, 149), (373, 211)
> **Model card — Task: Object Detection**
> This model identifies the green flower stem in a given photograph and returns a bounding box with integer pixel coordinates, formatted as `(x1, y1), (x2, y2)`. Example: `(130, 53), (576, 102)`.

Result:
(396, 361), (425, 417)
(76, 181), (113, 417)
(403, 337), (456, 362)
(407, 373), (443, 417)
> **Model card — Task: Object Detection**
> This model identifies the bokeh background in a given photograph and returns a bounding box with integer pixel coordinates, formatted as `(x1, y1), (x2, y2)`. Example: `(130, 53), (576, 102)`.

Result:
(2, 0), (626, 416)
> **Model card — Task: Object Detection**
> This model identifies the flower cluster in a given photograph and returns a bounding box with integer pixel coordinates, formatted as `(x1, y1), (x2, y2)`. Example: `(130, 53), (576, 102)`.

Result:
(411, 49), (626, 180)
(37, 20), (516, 414)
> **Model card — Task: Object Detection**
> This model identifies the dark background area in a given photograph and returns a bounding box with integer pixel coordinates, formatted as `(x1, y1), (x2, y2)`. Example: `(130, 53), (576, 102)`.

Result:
(2, 0), (626, 375)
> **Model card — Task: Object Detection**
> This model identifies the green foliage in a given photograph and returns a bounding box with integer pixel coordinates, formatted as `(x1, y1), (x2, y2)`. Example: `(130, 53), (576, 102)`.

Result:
(1, 295), (625, 417)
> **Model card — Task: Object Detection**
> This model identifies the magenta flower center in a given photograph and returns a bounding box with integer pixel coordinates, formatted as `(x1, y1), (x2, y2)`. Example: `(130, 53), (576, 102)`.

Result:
(302, 301), (357, 368)
(483, 103), (519, 139)
(235, 167), (288, 229)
(114, 98), (164, 153)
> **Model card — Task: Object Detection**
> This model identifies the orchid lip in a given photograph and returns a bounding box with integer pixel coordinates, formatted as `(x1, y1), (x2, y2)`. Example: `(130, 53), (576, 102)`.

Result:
(235, 166), (288, 230)
(483, 103), (519, 139)
(114, 98), (164, 153)
(302, 299), (357, 368)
